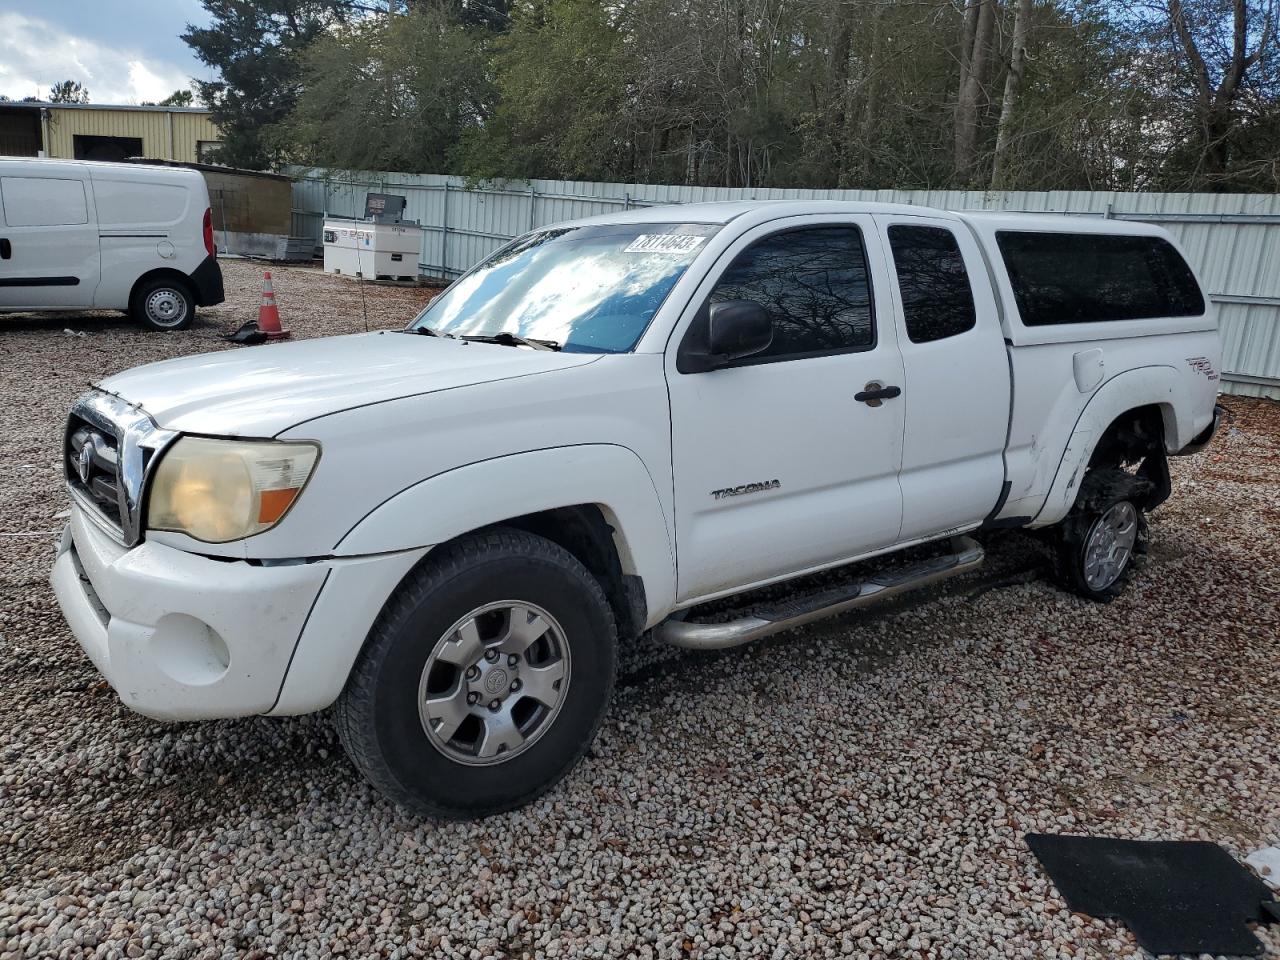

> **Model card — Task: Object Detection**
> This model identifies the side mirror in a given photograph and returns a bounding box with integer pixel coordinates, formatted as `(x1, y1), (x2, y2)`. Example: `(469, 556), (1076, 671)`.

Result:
(708, 299), (773, 364)
(677, 300), (773, 373)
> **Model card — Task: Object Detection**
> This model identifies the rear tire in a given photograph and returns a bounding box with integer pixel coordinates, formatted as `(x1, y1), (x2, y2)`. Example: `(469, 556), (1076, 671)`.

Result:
(1053, 467), (1152, 602)
(335, 527), (617, 819)
(130, 277), (195, 331)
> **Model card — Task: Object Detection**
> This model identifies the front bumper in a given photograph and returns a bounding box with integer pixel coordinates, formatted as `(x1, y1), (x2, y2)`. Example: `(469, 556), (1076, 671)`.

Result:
(51, 504), (425, 721)
(1173, 403), (1225, 457)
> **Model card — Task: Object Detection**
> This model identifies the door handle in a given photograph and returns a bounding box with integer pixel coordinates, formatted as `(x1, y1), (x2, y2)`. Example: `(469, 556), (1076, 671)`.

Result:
(855, 382), (902, 407)
(0, 239), (10, 260)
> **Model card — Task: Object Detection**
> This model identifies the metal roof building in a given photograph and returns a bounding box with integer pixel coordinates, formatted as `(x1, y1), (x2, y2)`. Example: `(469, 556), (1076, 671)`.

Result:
(0, 101), (221, 165)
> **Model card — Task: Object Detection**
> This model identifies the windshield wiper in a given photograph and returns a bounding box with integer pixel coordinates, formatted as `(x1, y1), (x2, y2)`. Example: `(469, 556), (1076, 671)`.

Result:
(460, 332), (561, 352)
(406, 325), (455, 338)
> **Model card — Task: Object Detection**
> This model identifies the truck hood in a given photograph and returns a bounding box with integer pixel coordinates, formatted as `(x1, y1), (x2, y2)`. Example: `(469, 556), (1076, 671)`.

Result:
(97, 331), (600, 436)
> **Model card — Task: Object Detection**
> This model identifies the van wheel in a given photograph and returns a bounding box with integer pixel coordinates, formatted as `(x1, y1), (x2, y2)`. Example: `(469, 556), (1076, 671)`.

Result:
(1053, 467), (1152, 602)
(131, 278), (194, 331)
(334, 528), (617, 819)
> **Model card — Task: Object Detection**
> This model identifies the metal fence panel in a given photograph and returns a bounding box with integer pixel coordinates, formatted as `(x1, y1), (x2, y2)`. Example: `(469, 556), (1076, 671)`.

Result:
(289, 167), (1280, 397)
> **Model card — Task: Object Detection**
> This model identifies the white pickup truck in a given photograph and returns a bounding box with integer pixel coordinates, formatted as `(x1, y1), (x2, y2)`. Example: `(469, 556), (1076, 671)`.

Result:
(52, 201), (1222, 817)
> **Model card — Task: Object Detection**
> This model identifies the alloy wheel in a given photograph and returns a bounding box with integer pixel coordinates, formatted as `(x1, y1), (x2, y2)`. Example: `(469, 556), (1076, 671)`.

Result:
(1083, 501), (1138, 590)
(417, 601), (571, 765)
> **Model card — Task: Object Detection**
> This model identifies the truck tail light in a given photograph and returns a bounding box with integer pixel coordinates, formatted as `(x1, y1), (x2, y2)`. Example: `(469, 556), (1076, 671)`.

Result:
(203, 207), (215, 258)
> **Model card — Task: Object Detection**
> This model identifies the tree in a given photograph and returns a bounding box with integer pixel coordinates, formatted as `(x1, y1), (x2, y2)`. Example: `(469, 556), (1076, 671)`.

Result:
(48, 80), (89, 103)
(465, 0), (822, 187)
(458, 0), (628, 180)
(954, 0), (998, 184)
(1145, 0), (1279, 188)
(283, 3), (489, 171)
(183, 0), (354, 168)
(142, 90), (197, 107)
(183, 0), (511, 170)
(258, 0), (1280, 192)
(991, 0), (1034, 188)
(795, 0), (961, 189)
(160, 89), (196, 106)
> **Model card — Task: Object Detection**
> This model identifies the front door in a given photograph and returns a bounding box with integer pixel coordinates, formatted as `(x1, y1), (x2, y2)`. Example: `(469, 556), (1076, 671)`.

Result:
(666, 216), (906, 603)
(0, 172), (100, 309)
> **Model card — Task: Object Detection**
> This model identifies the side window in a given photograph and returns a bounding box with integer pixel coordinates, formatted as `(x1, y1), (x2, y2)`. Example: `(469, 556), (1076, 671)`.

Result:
(0, 176), (89, 227)
(709, 225), (874, 361)
(888, 225), (977, 343)
(94, 180), (189, 226)
(997, 231), (1205, 325)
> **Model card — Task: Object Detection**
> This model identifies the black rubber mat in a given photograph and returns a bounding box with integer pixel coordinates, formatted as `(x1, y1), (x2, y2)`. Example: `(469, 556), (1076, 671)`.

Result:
(1026, 834), (1278, 957)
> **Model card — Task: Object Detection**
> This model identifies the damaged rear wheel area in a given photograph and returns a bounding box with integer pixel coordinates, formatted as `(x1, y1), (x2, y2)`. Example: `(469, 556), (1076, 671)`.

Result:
(1054, 409), (1172, 604)
(1054, 468), (1152, 601)
(1053, 408), (1170, 603)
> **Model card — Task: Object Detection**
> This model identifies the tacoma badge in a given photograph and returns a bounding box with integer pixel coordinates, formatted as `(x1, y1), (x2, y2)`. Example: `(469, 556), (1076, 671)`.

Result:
(711, 479), (781, 500)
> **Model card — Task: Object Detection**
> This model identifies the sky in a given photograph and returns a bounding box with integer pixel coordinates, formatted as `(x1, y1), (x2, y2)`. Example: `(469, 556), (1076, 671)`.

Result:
(0, 0), (214, 104)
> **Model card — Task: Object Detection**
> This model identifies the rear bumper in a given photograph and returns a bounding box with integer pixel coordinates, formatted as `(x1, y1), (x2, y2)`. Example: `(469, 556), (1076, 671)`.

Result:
(1173, 403), (1224, 457)
(51, 505), (426, 721)
(189, 254), (224, 307)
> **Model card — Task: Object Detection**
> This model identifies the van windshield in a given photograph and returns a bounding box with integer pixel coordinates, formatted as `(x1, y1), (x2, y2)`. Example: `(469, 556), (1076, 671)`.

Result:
(408, 223), (720, 353)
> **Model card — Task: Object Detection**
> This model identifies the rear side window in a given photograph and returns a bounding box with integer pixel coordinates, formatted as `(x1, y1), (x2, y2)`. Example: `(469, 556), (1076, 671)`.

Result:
(997, 231), (1205, 325)
(94, 180), (189, 226)
(709, 225), (874, 361)
(0, 176), (88, 227)
(888, 225), (977, 343)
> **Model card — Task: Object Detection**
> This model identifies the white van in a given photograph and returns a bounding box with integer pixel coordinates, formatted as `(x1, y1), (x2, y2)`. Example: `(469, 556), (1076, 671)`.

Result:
(0, 158), (224, 330)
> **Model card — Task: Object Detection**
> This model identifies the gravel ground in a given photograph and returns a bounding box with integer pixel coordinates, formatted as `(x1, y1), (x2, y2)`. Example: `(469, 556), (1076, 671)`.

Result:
(2, 259), (1278, 959)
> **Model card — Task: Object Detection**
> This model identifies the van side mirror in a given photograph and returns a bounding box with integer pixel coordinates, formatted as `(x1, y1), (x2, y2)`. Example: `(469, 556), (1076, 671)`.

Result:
(678, 300), (774, 373)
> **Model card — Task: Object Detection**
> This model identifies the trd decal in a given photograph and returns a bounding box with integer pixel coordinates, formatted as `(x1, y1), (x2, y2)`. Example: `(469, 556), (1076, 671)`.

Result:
(1186, 357), (1219, 381)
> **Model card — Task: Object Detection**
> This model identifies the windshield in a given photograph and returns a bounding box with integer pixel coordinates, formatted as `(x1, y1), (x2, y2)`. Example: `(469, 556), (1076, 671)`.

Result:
(409, 223), (721, 353)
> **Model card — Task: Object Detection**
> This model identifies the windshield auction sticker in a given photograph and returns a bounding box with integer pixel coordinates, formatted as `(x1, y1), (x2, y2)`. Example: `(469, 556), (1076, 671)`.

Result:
(624, 234), (707, 255)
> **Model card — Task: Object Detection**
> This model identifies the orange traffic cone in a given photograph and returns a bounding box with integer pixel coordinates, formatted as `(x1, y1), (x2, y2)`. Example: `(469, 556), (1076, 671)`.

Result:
(257, 271), (290, 340)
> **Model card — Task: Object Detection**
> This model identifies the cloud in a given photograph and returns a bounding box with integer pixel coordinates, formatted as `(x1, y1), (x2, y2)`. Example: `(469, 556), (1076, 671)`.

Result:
(0, 11), (193, 104)
(126, 60), (181, 103)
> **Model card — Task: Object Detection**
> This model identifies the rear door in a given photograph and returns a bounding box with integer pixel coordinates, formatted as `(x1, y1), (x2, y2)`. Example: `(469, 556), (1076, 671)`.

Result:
(666, 215), (906, 602)
(874, 214), (1010, 540)
(0, 168), (100, 309)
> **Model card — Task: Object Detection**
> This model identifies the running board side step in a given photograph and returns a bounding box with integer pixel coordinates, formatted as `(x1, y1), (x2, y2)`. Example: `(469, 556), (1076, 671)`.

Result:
(656, 536), (985, 651)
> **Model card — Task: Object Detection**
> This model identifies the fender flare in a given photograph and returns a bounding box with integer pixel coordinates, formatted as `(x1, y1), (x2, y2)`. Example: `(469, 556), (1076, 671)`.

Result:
(1031, 365), (1188, 527)
(334, 444), (677, 624)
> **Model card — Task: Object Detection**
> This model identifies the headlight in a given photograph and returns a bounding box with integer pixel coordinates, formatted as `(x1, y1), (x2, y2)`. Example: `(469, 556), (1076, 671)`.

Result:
(147, 437), (320, 543)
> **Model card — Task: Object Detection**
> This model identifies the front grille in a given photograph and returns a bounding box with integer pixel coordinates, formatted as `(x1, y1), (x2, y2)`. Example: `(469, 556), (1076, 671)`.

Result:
(66, 414), (124, 531)
(64, 390), (176, 547)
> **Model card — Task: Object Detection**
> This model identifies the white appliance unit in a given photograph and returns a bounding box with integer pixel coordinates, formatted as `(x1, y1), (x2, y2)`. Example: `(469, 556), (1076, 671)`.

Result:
(322, 193), (422, 281)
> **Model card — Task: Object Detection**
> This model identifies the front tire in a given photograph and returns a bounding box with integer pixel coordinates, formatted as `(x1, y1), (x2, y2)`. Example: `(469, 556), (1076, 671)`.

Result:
(1053, 467), (1152, 602)
(130, 277), (195, 331)
(335, 528), (617, 819)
